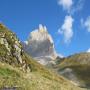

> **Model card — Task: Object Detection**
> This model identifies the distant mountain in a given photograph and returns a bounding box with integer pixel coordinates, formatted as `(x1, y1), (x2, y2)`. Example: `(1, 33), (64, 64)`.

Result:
(23, 24), (58, 65)
(51, 53), (90, 89)
(0, 23), (83, 90)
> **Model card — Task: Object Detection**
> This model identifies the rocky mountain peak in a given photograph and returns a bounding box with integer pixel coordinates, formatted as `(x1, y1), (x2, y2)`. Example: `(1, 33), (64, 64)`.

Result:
(29, 24), (53, 43)
(38, 24), (47, 33)
(23, 24), (57, 65)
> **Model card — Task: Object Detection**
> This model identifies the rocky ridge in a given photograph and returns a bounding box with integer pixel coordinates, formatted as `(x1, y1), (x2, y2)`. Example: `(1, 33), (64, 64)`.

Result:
(0, 23), (30, 72)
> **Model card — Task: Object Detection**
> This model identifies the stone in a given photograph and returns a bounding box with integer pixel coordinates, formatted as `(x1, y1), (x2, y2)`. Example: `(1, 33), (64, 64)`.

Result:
(23, 24), (57, 65)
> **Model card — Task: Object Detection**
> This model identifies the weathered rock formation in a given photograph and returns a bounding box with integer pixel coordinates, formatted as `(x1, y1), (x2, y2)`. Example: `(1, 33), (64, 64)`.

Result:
(23, 24), (57, 65)
(0, 23), (30, 72)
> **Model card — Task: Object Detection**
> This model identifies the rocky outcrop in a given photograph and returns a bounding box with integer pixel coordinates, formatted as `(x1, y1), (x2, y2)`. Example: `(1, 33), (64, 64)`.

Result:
(0, 23), (31, 72)
(23, 24), (57, 65)
(0, 32), (10, 54)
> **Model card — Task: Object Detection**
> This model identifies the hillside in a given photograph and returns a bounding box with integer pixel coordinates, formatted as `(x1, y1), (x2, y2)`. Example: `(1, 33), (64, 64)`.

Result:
(0, 23), (85, 90)
(55, 53), (90, 89)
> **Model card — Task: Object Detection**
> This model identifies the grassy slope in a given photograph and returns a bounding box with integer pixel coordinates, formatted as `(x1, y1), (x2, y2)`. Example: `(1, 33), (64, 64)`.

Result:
(57, 53), (90, 88)
(0, 57), (85, 90)
(0, 24), (85, 90)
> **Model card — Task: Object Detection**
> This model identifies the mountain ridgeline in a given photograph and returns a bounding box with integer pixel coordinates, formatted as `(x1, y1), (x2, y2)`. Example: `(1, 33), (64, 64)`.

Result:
(0, 23), (85, 90)
(50, 53), (90, 89)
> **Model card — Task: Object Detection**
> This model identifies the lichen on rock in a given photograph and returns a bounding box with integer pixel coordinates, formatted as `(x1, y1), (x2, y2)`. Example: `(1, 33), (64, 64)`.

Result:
(0, 23), (31, 72)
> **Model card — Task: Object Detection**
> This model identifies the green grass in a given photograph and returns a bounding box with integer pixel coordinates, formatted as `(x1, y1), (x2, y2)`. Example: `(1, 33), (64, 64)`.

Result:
(0, 23), (85, 90)
(69, 65), (90, 87)
(0, 61), (85, 90)
(56, 53), (90, 89)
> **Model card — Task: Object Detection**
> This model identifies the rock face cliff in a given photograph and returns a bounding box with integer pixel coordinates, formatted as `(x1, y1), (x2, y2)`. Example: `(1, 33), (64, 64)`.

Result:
(24, 24), (57, 65)
(0, 23), (30, 72)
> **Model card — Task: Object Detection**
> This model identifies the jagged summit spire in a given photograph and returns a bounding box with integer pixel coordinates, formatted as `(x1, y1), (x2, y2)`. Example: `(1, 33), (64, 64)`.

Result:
(29, 24), (52, 42)
(38, 24), (47, 33)
(39, 24), (43, 31)
(24, 24), (57, 65)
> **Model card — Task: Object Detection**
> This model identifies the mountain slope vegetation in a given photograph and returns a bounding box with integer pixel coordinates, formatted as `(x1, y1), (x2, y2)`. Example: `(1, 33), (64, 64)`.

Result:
(0, 23), (85, 90)
(55, 53), (90, 89)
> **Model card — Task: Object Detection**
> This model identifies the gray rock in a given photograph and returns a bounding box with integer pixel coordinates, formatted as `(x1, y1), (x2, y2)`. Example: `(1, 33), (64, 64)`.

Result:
(23, 24), (57, 65)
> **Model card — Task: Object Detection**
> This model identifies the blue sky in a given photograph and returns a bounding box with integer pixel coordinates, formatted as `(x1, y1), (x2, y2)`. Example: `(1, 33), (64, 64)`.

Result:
(0, 0), (90, 56)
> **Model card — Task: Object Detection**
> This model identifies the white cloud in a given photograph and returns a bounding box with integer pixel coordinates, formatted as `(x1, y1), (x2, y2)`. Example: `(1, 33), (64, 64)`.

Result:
(58, 0), (85, 44)
(81, 16), (90, 32)
(58, 0), (73, 13)
(58, 15), (74, 43)
(87, 48), (90, 53)
(80, 18), (84, 27)
(58, 0), (85, 14)
(84, 16), (90, 32)
(71, 0), (85, 14)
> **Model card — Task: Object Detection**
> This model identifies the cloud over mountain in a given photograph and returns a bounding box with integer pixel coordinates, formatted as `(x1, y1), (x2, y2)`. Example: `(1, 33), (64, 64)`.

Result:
(81, 16), (90, 32)
(58, 15), (74, 43)
(58, 0), (73, 13)
(58, 0), (85, 14)
(58, 0), (85, 44)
